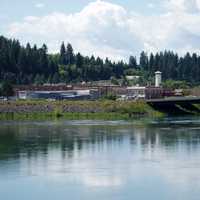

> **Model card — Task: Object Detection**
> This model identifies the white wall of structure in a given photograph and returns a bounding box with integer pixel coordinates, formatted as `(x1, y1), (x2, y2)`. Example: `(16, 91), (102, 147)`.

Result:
(155, 71), (162, 87)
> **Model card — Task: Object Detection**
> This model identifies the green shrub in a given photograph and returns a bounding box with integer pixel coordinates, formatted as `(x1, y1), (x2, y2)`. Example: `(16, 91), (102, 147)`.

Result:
(54, 106), (63, 118)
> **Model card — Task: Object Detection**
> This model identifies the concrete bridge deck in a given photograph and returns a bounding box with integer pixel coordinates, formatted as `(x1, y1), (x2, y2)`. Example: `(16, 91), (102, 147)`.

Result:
(146, 97), (200, 114)
(146, 97), (200, 104)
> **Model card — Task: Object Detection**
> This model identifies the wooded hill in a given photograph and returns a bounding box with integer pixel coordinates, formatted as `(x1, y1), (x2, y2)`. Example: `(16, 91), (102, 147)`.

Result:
(0, 35), (199, 85)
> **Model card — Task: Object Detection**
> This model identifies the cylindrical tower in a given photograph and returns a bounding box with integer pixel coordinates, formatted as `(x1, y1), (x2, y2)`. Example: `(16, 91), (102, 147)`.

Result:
(155, 71), (162, 87)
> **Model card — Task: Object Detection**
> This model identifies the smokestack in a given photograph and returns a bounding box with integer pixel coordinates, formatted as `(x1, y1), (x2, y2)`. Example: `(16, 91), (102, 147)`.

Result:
(155, 71), (162, 87)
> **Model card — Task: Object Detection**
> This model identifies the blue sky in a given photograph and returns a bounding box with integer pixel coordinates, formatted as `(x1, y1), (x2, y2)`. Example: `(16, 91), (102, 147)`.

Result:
(0, 0), (163, 28)
(1, 0), (200, 60)
(1, 0), (162, 17)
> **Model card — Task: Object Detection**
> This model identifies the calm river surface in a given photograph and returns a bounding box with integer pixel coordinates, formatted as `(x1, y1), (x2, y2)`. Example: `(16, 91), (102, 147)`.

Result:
(1, 117), (200, 200)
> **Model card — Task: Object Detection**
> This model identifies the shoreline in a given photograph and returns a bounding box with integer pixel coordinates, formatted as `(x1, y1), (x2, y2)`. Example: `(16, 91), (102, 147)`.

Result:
(0, 100), (163, 121)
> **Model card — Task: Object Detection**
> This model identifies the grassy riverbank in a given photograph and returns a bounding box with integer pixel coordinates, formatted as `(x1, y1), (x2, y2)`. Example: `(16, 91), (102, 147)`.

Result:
(0, 100), (164, 120)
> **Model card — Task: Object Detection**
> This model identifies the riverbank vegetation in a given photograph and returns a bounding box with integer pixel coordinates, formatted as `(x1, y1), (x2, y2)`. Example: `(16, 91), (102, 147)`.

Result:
(0, 100), (163, 120)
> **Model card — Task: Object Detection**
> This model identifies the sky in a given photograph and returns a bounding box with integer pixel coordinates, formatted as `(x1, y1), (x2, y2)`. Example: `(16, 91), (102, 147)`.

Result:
(1, 0), (200, 61)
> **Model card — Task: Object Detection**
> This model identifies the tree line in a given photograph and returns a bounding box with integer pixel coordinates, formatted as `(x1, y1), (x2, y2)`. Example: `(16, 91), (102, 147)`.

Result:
(138, 51), (200, 85)
(0, 35), (200, 85)
(0, 36), (130, 85)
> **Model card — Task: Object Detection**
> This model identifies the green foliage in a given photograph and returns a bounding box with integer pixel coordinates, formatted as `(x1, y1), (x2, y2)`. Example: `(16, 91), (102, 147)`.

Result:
(54, 106), (63, 118)
(51, 73), (60, 83)
(117, 101), (147, 116)
(103, 93), (117, 101)
(0, 36), (130, 84)
(129, 56), (137, 69)
(58, 65), (69, 82)
(163, 79), (190, 89)
(122, 76), (129, 86)
(0, 35), (200, 85)
(124, 68), (138, 76)
(0, 100), (163, 120)
(140, 51), (148, 70)
(110, 76), (120, 85)
(34, 74), (45, 85)
(0, 81), (14, 97)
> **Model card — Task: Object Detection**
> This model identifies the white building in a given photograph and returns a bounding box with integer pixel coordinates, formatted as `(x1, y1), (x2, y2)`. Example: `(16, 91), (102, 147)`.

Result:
(126, 86), (146, 99)
(125, 75), (140, 81)
(155, 71), (162, 87)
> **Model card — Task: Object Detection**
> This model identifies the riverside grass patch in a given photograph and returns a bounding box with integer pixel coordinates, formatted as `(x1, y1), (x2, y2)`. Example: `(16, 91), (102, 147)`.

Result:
(0, 100), (163, 121)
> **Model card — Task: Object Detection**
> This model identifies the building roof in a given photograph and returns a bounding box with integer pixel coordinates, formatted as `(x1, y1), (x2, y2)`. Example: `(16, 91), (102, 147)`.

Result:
(127, 86), (146, 90)
(155, 71), (162, 74)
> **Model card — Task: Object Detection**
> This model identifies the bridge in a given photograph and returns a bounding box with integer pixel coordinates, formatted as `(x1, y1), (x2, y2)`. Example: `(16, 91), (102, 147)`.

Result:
(146, 97), (200, 114)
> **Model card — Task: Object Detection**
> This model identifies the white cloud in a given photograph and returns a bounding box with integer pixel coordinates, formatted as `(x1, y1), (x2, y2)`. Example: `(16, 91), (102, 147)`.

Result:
(147, 3), (155, 8)
(35, 3), (45, 9)
(164, 0), (200, 13)
(6, 0), (200, 61)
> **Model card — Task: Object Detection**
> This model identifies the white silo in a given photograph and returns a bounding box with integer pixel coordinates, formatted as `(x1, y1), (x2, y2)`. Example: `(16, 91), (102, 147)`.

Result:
(155, 71), (162, 87)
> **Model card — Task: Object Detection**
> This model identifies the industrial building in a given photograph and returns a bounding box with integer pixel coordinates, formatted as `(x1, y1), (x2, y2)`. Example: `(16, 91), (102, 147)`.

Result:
(16, 71), (173, 101)
(18, 89), (99, 100)
(124, 71), (165, 99)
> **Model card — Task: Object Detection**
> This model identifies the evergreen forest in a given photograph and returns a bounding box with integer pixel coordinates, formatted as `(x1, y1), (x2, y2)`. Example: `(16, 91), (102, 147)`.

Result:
(0, 35), (199, 85)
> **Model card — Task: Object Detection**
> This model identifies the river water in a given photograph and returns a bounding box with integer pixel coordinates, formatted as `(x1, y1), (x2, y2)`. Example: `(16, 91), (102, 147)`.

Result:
(0, 117), (200, 200)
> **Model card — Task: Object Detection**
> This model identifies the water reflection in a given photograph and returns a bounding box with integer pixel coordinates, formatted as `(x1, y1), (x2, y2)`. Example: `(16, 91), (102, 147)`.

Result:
(1, 121), (200, 160)
(0, 119), (200, 200)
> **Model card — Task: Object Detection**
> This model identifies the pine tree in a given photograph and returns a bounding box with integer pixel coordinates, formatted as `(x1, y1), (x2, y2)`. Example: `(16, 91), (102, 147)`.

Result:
(60, 42), (66, 65)
(139, 51), (148, 70)
(76, 53), (84, 68)
(129, 56), (137, 69)
(66, 43), (75, 65)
